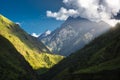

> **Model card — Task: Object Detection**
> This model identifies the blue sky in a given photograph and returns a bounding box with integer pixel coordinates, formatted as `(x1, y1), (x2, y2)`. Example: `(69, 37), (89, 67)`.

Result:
(0, 0), (65, 34)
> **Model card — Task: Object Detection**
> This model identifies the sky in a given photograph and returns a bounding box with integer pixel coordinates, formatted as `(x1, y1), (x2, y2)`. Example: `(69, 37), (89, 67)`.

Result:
(0, 0), (65, 35)
(0, 0), (120, 37)
(47, 0), (120, 27)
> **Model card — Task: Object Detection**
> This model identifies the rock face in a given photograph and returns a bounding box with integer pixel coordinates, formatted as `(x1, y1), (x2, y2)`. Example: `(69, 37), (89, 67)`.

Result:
(39, 17), (110, 56)
(39, 30), (51, 40)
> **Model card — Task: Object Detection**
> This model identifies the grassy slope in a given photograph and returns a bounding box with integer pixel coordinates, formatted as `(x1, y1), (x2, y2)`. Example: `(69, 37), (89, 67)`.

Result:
(41, 23), (120, 80)
(0, 14), (64, 74)
(0, 35), (38, 80)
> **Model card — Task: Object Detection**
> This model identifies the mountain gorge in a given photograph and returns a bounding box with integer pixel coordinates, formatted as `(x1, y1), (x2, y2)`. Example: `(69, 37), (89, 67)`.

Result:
(40, 23), (120, 80)
(39, 17), (111, 56)
(0, 14), (64, 78)
(1, 0), (120, 79)
(1, 14), (120, 80)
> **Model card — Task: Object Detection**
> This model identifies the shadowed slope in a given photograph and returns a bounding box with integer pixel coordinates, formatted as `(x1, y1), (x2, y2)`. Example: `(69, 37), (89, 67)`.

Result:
(40, 23), (120, 80)
(0, 35), (38, 80)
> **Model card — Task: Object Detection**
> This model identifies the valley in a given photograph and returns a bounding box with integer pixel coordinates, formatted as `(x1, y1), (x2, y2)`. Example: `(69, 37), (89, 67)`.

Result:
(1, 0), (120, 80)
(0, 14), (120, 80)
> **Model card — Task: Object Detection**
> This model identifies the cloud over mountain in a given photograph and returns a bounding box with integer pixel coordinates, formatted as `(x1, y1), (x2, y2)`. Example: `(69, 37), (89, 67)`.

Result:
(47, 7), (78, 20)
(47, 0), (120, 26)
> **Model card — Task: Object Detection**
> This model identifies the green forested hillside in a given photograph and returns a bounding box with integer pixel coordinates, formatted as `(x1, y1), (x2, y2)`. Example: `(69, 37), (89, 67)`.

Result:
(0, 14), (64, 75)
(41, 23), (120, 80)
(0, 35), (38, 80)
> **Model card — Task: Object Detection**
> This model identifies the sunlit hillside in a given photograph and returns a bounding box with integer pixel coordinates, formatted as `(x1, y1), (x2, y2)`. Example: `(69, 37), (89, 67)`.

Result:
(0, 35), (38, 80)
(0, 14), (64, 74)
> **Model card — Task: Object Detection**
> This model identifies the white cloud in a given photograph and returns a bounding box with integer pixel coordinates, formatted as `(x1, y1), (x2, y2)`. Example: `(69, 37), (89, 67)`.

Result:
(47, 7), (78, 20)
(31, 33), (40, 37)
(46, 0), (120, 26)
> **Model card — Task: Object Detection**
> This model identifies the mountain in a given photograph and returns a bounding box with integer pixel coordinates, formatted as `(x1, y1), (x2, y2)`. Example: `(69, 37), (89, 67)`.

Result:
(39, 17), (110, 56)
(39, 30), (51, 40)
(0, 35), (38, 80)
(40, 23), (120, 80)
(0, 14), (64, 75)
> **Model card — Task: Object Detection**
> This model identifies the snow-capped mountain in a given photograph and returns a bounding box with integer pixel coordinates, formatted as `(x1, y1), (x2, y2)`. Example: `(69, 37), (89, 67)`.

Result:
(39, 17), (111, 56)
(39, 30), (51, 40)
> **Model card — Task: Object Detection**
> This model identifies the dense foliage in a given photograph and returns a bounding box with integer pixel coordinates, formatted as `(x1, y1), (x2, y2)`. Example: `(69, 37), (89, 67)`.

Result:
(0, 35), (39, 80)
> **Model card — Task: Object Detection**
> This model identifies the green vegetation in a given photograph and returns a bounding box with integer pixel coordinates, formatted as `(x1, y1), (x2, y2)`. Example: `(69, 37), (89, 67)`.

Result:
(41, 23), (120, 80)
(0, 14), (64, 75)
(0, 35), (38, 80)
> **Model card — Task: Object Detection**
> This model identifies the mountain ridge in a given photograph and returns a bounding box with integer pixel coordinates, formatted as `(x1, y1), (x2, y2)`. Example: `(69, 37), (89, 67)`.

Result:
(39, 16), (111, 56)
(0, 14), (64, 75)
